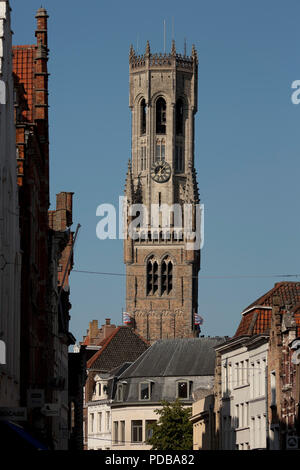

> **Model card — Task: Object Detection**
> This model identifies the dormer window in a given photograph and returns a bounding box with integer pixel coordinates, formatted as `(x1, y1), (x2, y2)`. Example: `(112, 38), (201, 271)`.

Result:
(116, 383), (124, 402)
(139, 381), (151, 400)
(177, 380), (189, 399)
(93, 376), (108, 400)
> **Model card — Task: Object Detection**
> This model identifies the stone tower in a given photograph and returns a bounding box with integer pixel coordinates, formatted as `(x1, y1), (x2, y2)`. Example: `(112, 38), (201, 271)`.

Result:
(124, 40), (201, 343)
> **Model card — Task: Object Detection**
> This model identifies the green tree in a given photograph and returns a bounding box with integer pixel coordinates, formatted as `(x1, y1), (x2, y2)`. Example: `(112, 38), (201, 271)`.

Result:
(147, 399), (193, 450)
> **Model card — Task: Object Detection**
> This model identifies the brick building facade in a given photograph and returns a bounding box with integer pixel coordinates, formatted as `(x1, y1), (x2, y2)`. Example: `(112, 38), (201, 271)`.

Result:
(124, 41), (201, 343)
(0, 0), (21, 408)
(12, 8), (77, 449)
(268, 296), (300, 449)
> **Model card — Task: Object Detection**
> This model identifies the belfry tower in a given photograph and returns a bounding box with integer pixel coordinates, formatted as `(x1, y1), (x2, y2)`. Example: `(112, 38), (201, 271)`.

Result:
(124, 41), (201, 343)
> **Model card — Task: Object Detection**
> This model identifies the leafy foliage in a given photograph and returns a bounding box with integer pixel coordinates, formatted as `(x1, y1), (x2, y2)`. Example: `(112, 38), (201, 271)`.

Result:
(147, 399), (193, 450)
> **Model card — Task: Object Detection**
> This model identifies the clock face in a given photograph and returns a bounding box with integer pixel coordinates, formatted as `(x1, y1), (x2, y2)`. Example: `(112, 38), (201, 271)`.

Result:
(150, 160), (171, 183)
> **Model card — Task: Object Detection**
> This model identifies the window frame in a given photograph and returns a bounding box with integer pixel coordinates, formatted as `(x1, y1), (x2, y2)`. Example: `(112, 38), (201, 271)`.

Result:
(176, 380), (189, 399)
(156, 97), (167, 134)
(116, 383), (124, 402)
(131, 420), (143, 443)
(139, 381), (151, 401)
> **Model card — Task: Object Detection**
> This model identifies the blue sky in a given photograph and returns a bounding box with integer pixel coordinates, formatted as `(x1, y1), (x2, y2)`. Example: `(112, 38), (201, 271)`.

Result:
(10, 0), (300, 341)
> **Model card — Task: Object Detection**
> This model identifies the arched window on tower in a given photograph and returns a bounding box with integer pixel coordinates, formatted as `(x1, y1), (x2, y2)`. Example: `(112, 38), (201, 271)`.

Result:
(176, 99), (184, 135)
(156, 97), (166, 134)
(140, 99), (146, 135)
(147, 256), (158, 295)
(161, 256), (173, 295)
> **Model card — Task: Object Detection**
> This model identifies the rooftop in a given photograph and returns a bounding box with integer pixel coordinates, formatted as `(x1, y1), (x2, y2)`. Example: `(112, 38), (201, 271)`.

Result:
(235, 282), (300, 337)
(87, 326), (149, 372)
(119, 337), (227, 379)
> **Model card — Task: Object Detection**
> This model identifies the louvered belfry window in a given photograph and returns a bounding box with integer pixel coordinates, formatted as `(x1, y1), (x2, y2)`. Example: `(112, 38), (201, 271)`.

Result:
(161, 257), (173, 295)
(147, 256), (158, 295)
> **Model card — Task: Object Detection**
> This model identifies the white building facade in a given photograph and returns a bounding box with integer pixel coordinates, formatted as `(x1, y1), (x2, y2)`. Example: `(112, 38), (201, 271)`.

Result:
(216, 335), (269, 450)
(87, 373), (113, 450)
(0, 0), (21, 407)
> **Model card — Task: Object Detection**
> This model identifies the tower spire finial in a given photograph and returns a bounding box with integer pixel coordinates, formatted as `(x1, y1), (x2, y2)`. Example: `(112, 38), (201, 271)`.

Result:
(171, 39), (176, 56)
(145, 40), (150, 57)
(129, 44), (135, 62)
(192, 43), (198, 62)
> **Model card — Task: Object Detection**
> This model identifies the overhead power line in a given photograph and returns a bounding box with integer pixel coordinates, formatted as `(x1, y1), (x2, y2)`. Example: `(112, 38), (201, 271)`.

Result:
(72, 269), (300, 280)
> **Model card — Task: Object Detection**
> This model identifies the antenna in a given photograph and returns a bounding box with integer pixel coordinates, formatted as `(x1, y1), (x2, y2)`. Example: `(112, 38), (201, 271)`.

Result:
(163, 20), (166, 53)
(184, 37), (187, 56)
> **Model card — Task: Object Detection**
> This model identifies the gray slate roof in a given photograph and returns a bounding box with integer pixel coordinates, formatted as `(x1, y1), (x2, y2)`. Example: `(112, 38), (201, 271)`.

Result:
(119, 337), (227, 379)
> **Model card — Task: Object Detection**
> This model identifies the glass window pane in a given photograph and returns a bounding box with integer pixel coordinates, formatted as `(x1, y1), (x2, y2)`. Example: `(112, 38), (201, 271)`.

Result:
(140, 382), (150, 400)
(178, 381), (188, 398)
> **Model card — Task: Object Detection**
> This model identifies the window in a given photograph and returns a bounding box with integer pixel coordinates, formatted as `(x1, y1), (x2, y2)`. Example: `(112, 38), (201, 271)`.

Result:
(98, 383), (101, 396)
(156, 97), (166, 134)
(235, 404), (239, 429)
(176, 99), (184, 135)
(175, 145), (184, 172)
(106, 411), (110, 431)
(90, 413), (94, 433)
(235, 362), (239, 387)
(244, 359), (249, 385)
(131, 420), (143, 443)
(155, 139), (165, 161)
(145, 420), (156, 441)
(147, 256), (158, 295)
(113, 421), (119, 444)
(140, 145), (147, 170)
(257, 360), (261, 395)
(270, 371), (276, 406)
(140, 382), (150, 400)
(98, 412), (102, 432)
(177, 381), (188, 399)
(250, 362), (255, 398)
(240, 403), (244, 428)
(117, 384), (124, 402)
(140, 98), (146, 134)
(161, 257), (173, 295)
(120, 421), (125, 444)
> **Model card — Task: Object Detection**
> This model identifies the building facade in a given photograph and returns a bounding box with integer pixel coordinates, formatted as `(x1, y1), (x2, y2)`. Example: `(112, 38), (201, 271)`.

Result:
(0, 0), (21, 408)
(191, 390), (215, 450)
(198, 282), (300, 451)
(12, 8), (77, 449)
(83, 326), (149, 450)
(110, 337), (226, 450)
(267, 296), (300, 450)
(87, 363), (131, 450)
(213, 335), (269, 450)
(124, 41), (201, 343)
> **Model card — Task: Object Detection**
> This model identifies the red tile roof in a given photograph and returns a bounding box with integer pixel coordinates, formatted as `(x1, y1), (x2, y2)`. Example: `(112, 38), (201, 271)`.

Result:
(235, 282), (300, 337)
(12, 45), (35, 122)
(87, 326), (149, 371)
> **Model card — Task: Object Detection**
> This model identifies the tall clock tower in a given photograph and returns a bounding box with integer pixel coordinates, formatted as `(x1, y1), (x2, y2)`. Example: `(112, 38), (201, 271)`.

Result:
(124, 40), (201, 343)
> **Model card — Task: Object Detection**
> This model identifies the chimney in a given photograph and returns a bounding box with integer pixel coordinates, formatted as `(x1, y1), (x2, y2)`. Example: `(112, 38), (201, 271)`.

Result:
(105, 318), (111, 326)
(89, 320), (99, 340)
